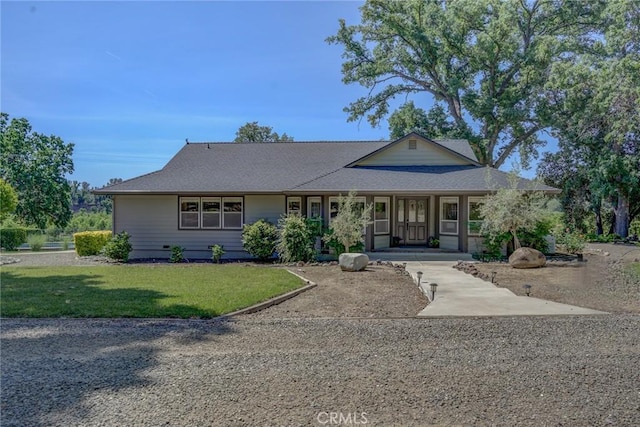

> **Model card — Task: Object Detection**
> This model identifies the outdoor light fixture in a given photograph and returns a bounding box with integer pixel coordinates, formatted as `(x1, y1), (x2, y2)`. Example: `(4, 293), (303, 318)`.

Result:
(523, 284), (532, 297)
(491, 271), (497, 283)
(430, 283), (438, 301)
(416, 271), (423, 285)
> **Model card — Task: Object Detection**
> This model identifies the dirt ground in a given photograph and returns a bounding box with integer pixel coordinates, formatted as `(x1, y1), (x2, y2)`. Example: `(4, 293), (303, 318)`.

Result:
(469, 243), (640, 314)
(254, 264), (429, 318)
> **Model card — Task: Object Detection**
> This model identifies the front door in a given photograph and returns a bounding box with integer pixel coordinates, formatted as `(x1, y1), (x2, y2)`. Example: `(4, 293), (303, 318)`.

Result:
(396, 199), (428, 245)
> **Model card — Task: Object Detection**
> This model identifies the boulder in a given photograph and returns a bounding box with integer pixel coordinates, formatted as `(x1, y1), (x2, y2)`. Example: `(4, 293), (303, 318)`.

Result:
(339, 253), (369, 272)
(509, 247), (546, 269)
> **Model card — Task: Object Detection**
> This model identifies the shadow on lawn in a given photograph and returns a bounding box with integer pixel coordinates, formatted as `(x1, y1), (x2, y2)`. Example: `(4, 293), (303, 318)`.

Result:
(0, 272), (236, 426)
(0, 271), (219, 318)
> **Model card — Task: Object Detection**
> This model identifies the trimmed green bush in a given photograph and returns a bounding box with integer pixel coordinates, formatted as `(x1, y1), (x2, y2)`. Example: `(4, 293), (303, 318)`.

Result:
(74, 231), (112, 256)
(27, 234), (47, 251)
(0, 228), (28, 251)
(277, 214), (315, 263)
(242, 219), (278, 260)
(211, 244), (225, 263)
(103, 231), (132, 262)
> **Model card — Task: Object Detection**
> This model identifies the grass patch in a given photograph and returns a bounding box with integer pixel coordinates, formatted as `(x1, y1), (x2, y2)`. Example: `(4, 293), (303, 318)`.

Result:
(1, 265), (303, 318)
(630, 262), (640, 277)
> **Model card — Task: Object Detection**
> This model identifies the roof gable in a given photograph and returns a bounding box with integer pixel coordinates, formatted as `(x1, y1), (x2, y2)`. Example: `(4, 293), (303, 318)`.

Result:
(347, 133), (479, 168)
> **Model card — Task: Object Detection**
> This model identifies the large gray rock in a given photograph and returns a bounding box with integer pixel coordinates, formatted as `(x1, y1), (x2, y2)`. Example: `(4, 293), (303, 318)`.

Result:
(339, 253), (369, 272)
(509, 247), (546, 269)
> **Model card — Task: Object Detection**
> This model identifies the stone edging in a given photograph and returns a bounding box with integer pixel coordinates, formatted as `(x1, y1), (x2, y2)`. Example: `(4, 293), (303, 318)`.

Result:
(220, 270), (317, 317)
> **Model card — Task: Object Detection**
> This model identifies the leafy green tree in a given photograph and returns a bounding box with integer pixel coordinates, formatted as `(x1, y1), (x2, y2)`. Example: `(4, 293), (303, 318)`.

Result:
(0, 178), (18, 221)
(0, 113), (74, 228)
(233, 121), (294, 143)
(479, 173), (549, 250)
(541, 0), (640, 237)
(388, 102), (469, 140)
(323, 191), (372, 254)
(327, 0), (602, 167)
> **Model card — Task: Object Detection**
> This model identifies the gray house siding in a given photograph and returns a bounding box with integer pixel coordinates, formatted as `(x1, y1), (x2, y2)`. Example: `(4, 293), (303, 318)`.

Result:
(114, 195), (244, 259)
(245, 195), (286, 224)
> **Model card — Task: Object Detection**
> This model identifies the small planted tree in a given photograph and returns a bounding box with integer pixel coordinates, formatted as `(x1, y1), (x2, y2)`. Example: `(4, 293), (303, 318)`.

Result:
(479, 174), (549, 250)
(323, 191), (372, 254)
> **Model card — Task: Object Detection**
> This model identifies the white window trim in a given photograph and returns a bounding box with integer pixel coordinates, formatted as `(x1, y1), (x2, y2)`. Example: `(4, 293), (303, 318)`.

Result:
(374, 197), (390, 235)
(179, 196), (243, 230)
(201, 197), (221, 229)
(287, 196), (302, 216)
(468, 196), (484, 236)
(307, 196), (322, 219)
(222, 197), (243, 230)
(179, 197), (200, 229)
(439, 196), (459, 235)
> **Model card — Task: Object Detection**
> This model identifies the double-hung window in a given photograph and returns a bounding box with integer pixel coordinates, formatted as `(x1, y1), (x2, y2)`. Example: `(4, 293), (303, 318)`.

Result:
(180, 197), (200, 229)
(179, 197), (243, 229)
(374, 197), (389, 234)
(440, 197), (459, 235)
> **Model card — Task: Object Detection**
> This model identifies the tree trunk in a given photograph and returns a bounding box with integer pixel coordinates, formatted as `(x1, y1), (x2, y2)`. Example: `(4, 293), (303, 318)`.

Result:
(594, 206), (603, 235)
(511, 230), (521, 250)
(614, 192), (630, 238)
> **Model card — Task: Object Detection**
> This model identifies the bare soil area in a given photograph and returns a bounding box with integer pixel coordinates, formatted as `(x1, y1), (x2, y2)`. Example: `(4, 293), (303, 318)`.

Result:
(256, 264), (428, 318)
(465, 243), (640, 314)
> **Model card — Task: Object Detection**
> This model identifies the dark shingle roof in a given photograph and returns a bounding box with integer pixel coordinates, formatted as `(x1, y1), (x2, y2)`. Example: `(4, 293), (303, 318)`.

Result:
(95, 138), (557, 194)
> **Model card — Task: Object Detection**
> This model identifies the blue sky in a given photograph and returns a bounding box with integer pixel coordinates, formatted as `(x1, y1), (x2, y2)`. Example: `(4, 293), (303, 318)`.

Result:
(2, 1), (542, 186)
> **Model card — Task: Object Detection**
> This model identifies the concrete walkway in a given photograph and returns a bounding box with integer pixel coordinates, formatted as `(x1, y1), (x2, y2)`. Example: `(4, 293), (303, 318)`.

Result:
(401, 261), (607, 317)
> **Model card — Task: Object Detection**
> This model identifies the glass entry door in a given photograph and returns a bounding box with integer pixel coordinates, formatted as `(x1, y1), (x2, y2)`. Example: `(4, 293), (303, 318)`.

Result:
(396, 199), (428, 245)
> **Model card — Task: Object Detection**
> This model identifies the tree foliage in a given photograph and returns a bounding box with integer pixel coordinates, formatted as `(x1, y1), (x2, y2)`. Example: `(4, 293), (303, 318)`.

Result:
(233, 121), (294, 143)
(0, 113), (74, 228)
(539, 0), (640, 237)
(388, 102), (468, 140)
(323, 191), (372, 253)
(479, 174), (549, 250)
(0, 178), (18, 221)
(69, 178), (121, 213)
(328, 0), (602, 167)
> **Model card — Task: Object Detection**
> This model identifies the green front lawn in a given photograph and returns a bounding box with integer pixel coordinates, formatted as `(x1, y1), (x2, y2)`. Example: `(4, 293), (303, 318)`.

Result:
(1, 265), (303, 318)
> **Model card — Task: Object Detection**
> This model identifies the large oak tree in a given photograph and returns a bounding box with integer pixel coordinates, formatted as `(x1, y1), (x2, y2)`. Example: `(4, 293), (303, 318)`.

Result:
(328, 0), (602, 168)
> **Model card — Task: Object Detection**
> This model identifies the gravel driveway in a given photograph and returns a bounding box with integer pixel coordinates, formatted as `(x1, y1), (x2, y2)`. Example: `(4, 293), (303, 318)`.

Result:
(2, 316), (639, 426)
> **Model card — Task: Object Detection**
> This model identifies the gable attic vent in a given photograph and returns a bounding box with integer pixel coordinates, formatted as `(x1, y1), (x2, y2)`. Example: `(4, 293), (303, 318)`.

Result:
(408, 140), (417, 150)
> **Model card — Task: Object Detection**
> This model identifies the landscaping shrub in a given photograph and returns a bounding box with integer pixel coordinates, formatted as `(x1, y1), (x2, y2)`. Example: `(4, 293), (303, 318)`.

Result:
(103, 231), (132, 262)
(0, 228), (27, 251)
(74, 231), (112, 256)
(277, 214), (315, 262)
(519, 220), (552, 253)
(242, 219), (278, 260)
(323, 228), (364, 255)
(27, 234), (47, 251)
(170, 246), (185, 263)
(211, 244), (225, 263)
(556, 231), (587, 254)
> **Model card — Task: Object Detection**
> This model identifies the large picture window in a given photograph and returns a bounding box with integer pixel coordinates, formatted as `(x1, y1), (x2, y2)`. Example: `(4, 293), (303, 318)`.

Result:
(468, 197), (484, 235)
(179, 197), (243, 229)
(440, 197), (459, 235)
(374, 197), (389, 234)
(329, 196), (366, 223)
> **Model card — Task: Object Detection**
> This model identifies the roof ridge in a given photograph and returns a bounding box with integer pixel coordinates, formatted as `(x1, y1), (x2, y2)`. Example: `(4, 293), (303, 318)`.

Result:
(186, 140), (389, 145)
